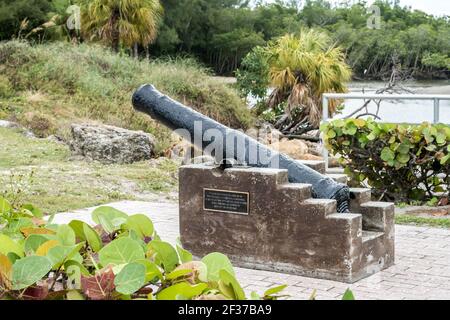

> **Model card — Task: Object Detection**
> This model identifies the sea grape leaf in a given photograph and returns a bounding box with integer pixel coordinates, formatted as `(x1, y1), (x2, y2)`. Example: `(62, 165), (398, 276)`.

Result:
(202, 253), (234, 282)
(64, 260), (91, 276)
(66, 263), (82, 290)
(22, 285), (49, 300)
(0, 234), (24, 257)
(36, 240), (60, 256)
(0, 254), (13, 291)
(81, 266), (116, 300)
(56, 224), (76, 246)
(381, 147), (395, 162)
(0, 197), (12, 215)
(67, 290), (85, 300)
(20, 227), (56, 237)
(7, 252), (20, 264)
(166, 268), (192, 281)
(174, 261), (208, 283)
(135, 259), (163, 282)
(92, 206), (128, 234)
(12, 256), (52, 290)
(98, 237), (145, 267)
(47, 243), (84, 268)
(24, 234), (52, 254)
(157, 282), (208, 300)
(69, 220), (102, 252)
(342, 288), (356, 300)
(176, 238), (193, 263)
(122, 214), (154, 239)
(148, 240), (179, 273)
(5, 218), (34, 234)
(264, 285), (287, 298)
(397, 153), (411, 164)
(218, 269), (246, 300)
(21, 204), (44, 218)
(114, 262), (146, 295)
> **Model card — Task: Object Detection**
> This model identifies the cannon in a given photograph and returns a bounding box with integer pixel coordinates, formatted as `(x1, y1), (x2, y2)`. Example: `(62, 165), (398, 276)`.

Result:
(132, 84), (350, 213)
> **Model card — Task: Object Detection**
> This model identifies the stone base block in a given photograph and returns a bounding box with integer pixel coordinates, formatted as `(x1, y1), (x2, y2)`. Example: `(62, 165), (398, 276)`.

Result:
(179, 164), (395, 283)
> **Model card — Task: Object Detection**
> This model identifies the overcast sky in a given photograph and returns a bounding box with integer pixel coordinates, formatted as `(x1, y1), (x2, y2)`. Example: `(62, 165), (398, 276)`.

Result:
(368, 0), (450, 16)
(262, 1), (450, 17)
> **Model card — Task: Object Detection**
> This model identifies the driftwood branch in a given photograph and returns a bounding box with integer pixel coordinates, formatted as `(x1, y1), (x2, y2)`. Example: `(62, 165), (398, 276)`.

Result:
(283, 134), (321, 142)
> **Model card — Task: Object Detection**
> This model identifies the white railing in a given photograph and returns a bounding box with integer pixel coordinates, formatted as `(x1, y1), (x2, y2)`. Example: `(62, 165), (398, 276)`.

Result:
(321, 93), (450, 170)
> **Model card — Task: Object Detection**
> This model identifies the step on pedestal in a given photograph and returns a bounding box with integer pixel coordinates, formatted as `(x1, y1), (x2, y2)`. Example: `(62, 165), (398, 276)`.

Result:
(297, 160), (326, 174)
(179, 164), (395, 283)
(327, 173), (349, 184)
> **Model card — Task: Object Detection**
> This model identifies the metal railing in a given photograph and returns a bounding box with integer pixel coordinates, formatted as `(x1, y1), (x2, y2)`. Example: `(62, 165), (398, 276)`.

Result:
(321, 93), (450, 170)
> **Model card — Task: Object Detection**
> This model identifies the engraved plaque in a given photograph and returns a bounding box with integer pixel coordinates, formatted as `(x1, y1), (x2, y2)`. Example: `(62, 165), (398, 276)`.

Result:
(203, 188), (249, 215)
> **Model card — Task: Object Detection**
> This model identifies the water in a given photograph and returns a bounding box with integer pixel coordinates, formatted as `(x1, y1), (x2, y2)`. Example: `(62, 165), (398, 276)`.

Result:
(336, 81), (450, 124)
(246, 80), (450, 124)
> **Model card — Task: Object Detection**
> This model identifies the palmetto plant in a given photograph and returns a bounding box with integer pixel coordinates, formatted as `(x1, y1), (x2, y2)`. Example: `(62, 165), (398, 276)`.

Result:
(266, 29), (351, 131)
(80, 0), (163, 52)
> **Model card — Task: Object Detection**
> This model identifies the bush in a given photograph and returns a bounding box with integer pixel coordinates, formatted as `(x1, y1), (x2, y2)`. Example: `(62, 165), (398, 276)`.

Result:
(0, 75), (13, 98)
(22, 112), (56, 138)
(235, 46), (270, 103)
(321, 118), (450, 202)
(0, 197), (287, 300)
(0, 41), (255, 153)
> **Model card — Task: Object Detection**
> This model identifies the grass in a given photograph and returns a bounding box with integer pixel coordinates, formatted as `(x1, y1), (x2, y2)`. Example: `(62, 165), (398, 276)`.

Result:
(0, 127), (179, 215)
(0, 40), (255, 214)
(0, 40), (254, 154)
(395, 215), (450, 229)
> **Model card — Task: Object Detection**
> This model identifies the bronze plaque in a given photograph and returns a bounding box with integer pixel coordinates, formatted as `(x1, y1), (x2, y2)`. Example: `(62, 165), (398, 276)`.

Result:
(203, 188), (249, 215)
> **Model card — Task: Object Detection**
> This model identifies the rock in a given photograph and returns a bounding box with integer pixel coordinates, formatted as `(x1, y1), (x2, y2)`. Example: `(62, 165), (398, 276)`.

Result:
(46, 135), (65, 144)
(149, 157), (171, 167)
(23, 130), (36, 139)
(269, 138), (309, 159)
(166, 139), (193, 160)
(70, 124), (155, 164)
(0, 120), (19, 128)
(0, 119), (36, 138)
(183, 155), (215, 166)
(304, 141), (323, 156)
(246, 126), (283, 145)
(298, 153), (323, 161)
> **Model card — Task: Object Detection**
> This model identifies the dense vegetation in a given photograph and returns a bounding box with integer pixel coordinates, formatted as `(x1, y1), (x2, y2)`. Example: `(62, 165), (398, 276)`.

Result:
(157, 0), (450, 79)
(322, 118), (450, 203)
(237, 29), (352, 134)
(0, 41), (253, 151)
(0, 198), (288, 300)
(1, 0), (448, 79)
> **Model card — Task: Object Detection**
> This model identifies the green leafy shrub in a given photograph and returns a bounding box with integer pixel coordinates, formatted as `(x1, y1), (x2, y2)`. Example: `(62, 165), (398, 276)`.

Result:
(0, 197), (287, 300)
(0, 41), (255, 154)
(0, 75), (13, 98)
(322, 118), (450, 202)
(236, 46), (270, 103)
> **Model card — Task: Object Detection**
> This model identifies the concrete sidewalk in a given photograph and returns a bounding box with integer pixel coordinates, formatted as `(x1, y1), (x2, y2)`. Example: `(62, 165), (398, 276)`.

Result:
(53, 201), (450, 300)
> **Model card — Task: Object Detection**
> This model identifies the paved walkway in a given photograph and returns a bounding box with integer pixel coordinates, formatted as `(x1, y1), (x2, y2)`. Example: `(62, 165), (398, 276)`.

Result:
(53, 201), (450, 300)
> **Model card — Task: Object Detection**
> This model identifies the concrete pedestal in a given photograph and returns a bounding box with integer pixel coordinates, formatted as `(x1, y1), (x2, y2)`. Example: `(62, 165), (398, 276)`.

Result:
(179, 164), (395, 283)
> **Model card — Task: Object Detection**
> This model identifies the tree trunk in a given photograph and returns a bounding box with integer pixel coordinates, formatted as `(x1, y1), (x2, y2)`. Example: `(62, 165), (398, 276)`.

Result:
(133, 43), (138, 59)
(110, 10), (120, 52)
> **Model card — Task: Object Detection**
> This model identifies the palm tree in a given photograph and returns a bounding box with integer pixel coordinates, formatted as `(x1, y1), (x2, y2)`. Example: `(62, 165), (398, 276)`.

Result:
(266, 29), (351, 131)
(80, 0), (163, 53)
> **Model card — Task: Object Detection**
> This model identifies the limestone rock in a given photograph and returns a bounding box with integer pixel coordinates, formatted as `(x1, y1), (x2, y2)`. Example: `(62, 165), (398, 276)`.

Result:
(246, 127), (283, 145)
(0, 120), (19, 128)
(269, 138), (309, 159)
(0, 119), (36, 138)
(70, 123), (155, 164)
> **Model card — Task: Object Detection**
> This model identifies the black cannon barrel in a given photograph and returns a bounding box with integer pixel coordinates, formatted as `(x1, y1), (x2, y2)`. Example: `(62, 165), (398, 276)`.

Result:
(132, 84), (350, 213)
